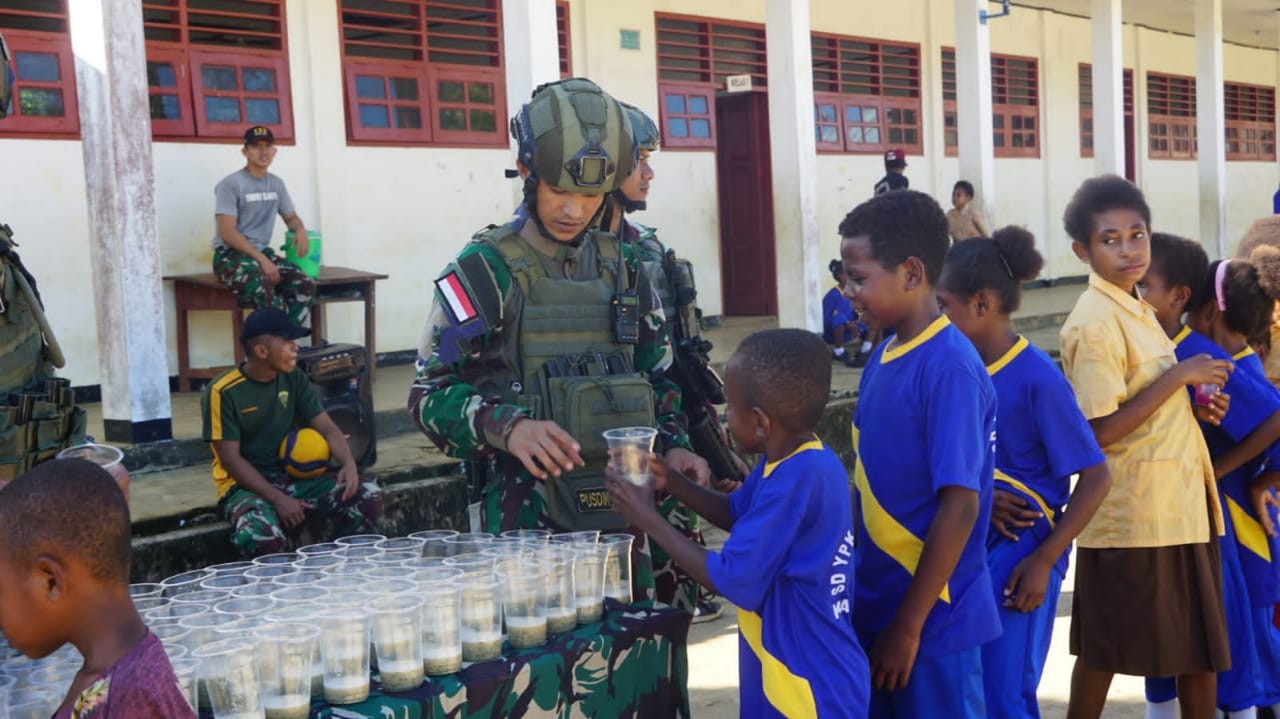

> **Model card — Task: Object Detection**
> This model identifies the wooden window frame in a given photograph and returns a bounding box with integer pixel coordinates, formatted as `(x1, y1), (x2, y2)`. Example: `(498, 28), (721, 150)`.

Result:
(657, 81), (716, 150)
(189, 49), (293, 141)
(556, 0), (571, 78)
(342, 59), (431, 144)
(338, 0), (508, 148)
(811, 33), (922, 156)
(0, 27), (79, 138)
(1078, 64), (1134, 158)
(1225, 81), (1276, 162)
(941, 49), (1040, 158)
(1147, 72), (1197, 160)
(145, 45), (197, 138)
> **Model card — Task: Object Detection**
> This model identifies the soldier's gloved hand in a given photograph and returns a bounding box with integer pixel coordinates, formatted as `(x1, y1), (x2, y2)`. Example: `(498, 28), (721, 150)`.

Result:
(272, 493), (313, 529)
(506, 418), (584, 481)
(663, 447), (710, 488)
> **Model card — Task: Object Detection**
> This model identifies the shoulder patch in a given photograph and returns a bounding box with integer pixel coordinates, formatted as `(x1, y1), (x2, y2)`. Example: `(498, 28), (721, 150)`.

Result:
(433, 254), (501, 365)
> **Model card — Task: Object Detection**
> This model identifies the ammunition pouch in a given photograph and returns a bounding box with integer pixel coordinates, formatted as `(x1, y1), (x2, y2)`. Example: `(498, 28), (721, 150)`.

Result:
(0, 377), (87, 483)
(538, 369), (655, 531)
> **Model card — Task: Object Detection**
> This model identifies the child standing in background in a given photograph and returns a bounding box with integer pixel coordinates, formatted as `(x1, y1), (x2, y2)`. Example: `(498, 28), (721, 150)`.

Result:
(841, 190), (999, 717)
(937, 226), (1111, 719)
(823, 259), (863, 367)
(1058, 175), (1232, 719)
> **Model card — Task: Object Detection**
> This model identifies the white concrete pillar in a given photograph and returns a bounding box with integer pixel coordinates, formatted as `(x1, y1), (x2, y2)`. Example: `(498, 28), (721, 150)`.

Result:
(955, 0), (996, 223)
(765, 0), (820, 331)
(1091, 0), (1125, 176)
(503, 0), (560, 119)
(922, 0), (947, 200)
(68, 0), (172, 443)
(1275, 12), (1280, 202)
(1196, 0), (1227, 258)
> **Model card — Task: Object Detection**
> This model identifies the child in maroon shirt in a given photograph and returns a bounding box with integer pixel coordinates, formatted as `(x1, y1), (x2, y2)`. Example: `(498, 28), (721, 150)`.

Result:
(0, 459), (195, 718)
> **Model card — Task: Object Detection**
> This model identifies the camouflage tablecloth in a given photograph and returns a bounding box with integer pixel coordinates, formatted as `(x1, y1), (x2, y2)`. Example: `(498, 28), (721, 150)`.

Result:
(213, 603), (691, 719)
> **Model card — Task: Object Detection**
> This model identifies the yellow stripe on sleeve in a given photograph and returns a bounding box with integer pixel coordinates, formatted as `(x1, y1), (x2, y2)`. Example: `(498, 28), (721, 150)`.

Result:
(207, 371), (245, 441)
(738, 609), (818, 719)
(852, 426), (952, 603)
(1226, 495), (1273, 563)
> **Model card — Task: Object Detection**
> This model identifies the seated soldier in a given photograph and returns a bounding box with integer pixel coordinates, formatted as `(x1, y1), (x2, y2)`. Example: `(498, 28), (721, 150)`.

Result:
(201, 308), (382, 557)
(212, 126), (315, 326)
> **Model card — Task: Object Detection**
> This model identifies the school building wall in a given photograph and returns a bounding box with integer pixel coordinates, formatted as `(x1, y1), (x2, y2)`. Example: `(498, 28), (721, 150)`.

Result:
(1, 0), (1278, 390)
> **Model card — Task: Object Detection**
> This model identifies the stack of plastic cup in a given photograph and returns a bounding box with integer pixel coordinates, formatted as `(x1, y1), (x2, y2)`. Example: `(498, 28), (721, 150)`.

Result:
(498, 560), (547, 649)
(194, 638), (262, 719)
(254, 622), (319, 719)
(319, 608), (371, 705)
(573, 545), (608, 625)
(410, 529), (459, 558)
(543, 547), (578, 635)
(459, 575), (503, 662)
(369, 595), (425, 692)
(600, 533), (636, 604)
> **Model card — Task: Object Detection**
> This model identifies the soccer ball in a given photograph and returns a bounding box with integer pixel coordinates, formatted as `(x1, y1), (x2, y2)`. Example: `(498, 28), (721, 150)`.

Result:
(278, 427), (330, 479)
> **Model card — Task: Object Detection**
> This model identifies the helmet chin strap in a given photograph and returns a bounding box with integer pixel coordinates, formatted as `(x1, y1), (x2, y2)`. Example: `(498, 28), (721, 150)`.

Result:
(523, 173), (606, 247)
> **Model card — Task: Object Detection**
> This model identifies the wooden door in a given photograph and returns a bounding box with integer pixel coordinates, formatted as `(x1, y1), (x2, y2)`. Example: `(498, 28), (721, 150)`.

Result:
(715, 92), (776, 316)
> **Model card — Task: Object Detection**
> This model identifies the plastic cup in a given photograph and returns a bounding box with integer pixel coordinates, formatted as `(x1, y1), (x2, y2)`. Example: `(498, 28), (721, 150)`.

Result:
(360, 566), (409, 583)
(543, 548), (577, 635)
(401, 557), (450, 580)
(252, 552), (300, 566)
(602, 427), (658, 487)
(498, 561), (547, 649)
(254, 623), (319, 719)
(214, 616), (269, 643)
(170, 657), (199, 711)
(270, 585), (327, 607)
(551, 530), (600, 545)
(263, 608), (325, 699)
(297, 542), (343, 557)
(573, 545), (608, 625)
(319, 608), (371, 705)
(9, 686), (55, 719)
(295, 555), (344, 572)
(500, 529), (552, 543)
(201, 574), (259, 593)
(133, 595), (170, 616)
(600, 533), (635, 604)
(334, 533), (386, 548)
(233, 583), (278, 599)
(272, 571), (325, 589)
(410, 529), (460, 558)
(150, 602), (209, 627)
(161, 569), (214, 597)
(129, 582), (164, 599)
(367, 550), (419, 567)
(419, 583), (462, 676)
(56, 442), (129, 500)
(151, 623), (191, 658)
(441, 533), (494, 557)
(171, 588), (230, 610)
(374, 537), (426, 555)
(459, 576), (503, 663)
(323, 560), (376, 578)
(246, 564), (298, 581)
(1194, 382), (1221, 407)
(179, 612), (230, 652)
(336, 546), (381, 562)
(369, 595), (425, 692)
(162, 642), (190, 664)
(364, 578), (419, 599)
(27, 663), (75, 697)
(209, 560), (258, 577)
(194, 638), (263, 719)
(443, 553), (496, 578)
(215, 596), (278, 619)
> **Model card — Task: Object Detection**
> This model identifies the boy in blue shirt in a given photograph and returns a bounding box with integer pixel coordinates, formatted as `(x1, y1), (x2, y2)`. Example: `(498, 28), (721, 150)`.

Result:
(839, 190), (1000, 716)
(823, 259), (866, 367)
(606, 328), (869, 719)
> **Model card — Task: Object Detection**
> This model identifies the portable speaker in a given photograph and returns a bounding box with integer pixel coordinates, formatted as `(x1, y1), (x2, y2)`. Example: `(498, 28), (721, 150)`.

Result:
(296, 342), (376, 470)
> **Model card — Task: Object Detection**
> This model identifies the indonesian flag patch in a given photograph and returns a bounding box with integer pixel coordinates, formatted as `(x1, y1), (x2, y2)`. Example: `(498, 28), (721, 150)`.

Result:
(435, 271), (478, 324)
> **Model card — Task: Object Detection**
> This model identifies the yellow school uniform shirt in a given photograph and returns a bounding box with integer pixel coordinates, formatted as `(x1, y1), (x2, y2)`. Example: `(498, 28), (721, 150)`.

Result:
(1058, 273), (1222, 549)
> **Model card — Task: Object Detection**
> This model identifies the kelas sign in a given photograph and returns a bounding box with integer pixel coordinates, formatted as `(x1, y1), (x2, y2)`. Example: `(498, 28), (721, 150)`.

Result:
(725, 74), (752, 93)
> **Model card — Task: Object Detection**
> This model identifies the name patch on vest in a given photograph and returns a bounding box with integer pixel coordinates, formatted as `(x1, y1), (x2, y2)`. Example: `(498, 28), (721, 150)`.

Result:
(574, 486), (613, 513)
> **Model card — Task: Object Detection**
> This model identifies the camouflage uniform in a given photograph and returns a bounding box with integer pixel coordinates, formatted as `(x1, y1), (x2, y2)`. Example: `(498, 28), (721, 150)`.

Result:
(212, 245), (315, 326)
(218, 466), (383, 557)
(409, 218), (690, 605)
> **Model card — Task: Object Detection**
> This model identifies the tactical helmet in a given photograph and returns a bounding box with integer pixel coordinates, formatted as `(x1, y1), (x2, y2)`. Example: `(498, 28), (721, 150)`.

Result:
(510, 78), (634, 195)
(621, 102), (659, 152)
(0, 32), (12, 120)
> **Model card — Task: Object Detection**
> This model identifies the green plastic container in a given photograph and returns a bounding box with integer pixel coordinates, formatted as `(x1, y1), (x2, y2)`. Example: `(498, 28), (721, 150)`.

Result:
(284, 230), (322, 278)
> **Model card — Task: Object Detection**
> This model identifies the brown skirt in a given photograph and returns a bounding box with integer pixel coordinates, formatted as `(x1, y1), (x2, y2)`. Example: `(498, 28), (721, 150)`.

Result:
(1069, 541), (1230, 676)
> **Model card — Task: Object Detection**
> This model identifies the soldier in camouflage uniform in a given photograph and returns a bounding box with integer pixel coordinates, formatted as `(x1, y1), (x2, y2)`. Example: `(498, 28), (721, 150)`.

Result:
(202, 308), (382, 557)
(212, 126), (315, 326)
(600, 104), (726, 620)
(409, 79), (694, 604)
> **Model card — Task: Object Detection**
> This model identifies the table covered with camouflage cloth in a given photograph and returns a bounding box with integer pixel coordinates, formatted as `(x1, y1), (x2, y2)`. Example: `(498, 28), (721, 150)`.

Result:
(202, 604), (691, 719)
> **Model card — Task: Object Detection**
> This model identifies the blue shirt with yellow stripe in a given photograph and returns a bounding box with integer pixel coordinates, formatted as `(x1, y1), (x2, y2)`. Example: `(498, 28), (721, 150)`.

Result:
(852, 316), (1002, 658)
(986, 336), (1105, 575)
(1180, 329), (1280, 606)
(706, 441), (869, 719)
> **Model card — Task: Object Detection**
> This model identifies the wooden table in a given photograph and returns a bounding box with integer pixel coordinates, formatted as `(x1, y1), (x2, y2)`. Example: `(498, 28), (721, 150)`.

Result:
(165, 266), (389, 391)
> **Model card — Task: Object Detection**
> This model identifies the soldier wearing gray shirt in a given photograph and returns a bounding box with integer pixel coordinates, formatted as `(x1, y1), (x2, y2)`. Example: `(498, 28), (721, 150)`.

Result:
(211, 125), (315, 325)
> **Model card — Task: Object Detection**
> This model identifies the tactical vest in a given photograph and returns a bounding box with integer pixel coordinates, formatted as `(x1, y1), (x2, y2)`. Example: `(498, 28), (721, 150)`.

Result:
(0, 226), (85, 482)
(481, 228), (655, 530)
(635, 229), (699, 337)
